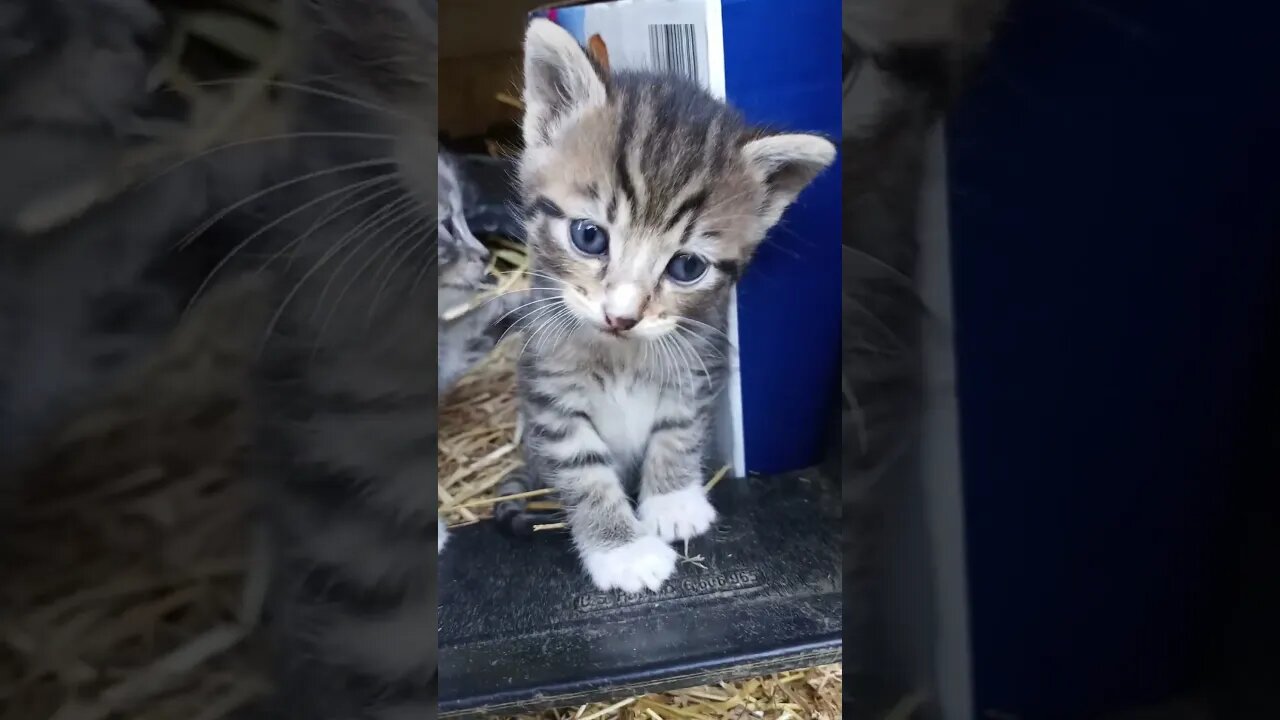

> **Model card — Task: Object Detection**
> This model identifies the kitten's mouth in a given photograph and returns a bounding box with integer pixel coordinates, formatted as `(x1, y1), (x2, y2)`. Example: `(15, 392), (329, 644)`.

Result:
(597, 324), (636, 340)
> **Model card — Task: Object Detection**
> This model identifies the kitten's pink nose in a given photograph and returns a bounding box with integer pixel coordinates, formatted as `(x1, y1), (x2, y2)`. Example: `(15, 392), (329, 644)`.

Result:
(604, 313), (638, 332)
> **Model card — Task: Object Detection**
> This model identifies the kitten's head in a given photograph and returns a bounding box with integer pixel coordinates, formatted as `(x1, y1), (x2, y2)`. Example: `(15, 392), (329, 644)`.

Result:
(438, 151), (491, 304)
(518, 19), (835, 342)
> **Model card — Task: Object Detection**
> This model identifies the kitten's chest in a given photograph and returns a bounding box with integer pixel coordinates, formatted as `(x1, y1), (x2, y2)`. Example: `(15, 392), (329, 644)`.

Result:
(587, 373), (660, 461)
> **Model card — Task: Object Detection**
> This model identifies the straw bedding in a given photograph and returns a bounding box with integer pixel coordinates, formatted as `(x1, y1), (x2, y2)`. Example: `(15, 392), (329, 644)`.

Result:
(503, 665), (843, 720)
(0, 3), (843, 716)
(0, 278), (270, 720)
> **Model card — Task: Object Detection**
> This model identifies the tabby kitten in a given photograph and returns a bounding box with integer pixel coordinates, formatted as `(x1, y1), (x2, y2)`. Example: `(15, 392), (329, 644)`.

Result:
(437, 150), (484, 554)
(437, 148), (525, 552)
(509, 20), (835, 592)
(437, 149), (522, 396)
(437, 151), (490, 322)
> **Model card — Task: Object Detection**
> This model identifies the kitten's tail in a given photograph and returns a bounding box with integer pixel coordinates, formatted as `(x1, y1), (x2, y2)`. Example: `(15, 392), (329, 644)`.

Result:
(493, 467), (549, 536)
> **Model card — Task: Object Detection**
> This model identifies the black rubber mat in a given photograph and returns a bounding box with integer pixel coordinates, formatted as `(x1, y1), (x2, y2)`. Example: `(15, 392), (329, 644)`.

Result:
(438, 471), (843, 717)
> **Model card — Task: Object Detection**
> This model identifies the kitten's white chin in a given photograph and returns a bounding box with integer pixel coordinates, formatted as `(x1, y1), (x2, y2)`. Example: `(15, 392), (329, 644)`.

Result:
(582, 535), (677, 592)
(591, 326), (639, 345)
(638, 485), (717, 542)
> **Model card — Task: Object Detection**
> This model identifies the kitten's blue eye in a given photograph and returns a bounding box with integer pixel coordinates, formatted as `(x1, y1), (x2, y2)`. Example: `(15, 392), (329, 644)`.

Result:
(568, 219), (608, 255)
(665, 252), (709, 283)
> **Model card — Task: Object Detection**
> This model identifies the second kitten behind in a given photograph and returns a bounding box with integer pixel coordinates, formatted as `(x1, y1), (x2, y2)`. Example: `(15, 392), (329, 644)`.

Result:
(437, 149), (529, 552)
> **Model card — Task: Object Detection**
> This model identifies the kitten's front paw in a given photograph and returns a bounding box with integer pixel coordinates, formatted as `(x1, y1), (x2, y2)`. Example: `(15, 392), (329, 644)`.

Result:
(582, 536), (678, 593)
(638, 485), (717, 542)
(438, 517), (448, 554)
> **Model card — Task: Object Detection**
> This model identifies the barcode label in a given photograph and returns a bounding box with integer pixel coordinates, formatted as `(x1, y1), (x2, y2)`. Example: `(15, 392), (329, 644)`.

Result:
(647, 23), (699, 84)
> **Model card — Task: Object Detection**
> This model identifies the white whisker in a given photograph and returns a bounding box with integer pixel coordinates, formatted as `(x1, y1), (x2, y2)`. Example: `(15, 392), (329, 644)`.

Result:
(493, 299), (561, 347)
(185, 173), (397, 311)
(668, 334), (686, 391)
(262, 196), (416, 351)
(492, 295), (561, 326)
(551, 314), (583, 353)
(193, 78), (414, 123)
(366, 219), (433, 320)
(311, 196), (423, 335)
(657, 334), (678, 391)
(452, 284), (560, 316)
(674, 316), (736, 348)
(518, 305), (568, 358)
(672, 329), (711, 389)
(672, 323), (730, 362)
(134, 131), (395, 191)
(175, 157), (396, 251)
(537, 307), (578, 354)
(271, 180), (404, 275)
(409, 236), (440, 294)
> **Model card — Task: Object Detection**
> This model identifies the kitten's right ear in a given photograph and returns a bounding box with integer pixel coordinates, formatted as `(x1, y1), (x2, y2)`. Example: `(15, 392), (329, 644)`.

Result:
(740, 133), (837, 227)
(522, 18), (607, 149)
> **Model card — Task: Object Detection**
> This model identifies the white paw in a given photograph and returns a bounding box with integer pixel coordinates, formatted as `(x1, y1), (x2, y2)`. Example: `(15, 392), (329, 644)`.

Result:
(582, 535), (678, 593)
(437, 517), (448, 554)
(638, 485), (717, 542)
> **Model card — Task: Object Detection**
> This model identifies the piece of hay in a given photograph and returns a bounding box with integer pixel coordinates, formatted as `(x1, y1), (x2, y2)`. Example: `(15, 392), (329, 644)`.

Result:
(495, 91), (525, 110)
(703, 465), (731, 493)
(576, 697), (635, 720)
(49, 625), (249, 720)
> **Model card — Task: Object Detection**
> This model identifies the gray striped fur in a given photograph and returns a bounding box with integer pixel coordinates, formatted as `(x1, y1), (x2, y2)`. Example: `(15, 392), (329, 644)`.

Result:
(250, 2), (442, 718)
(502, 20), (834, 593)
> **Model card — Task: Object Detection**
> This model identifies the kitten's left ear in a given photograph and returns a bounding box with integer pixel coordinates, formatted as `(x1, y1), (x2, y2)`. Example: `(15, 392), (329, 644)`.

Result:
(741, 133), (837, 225)
(522, 18), (608, 149)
